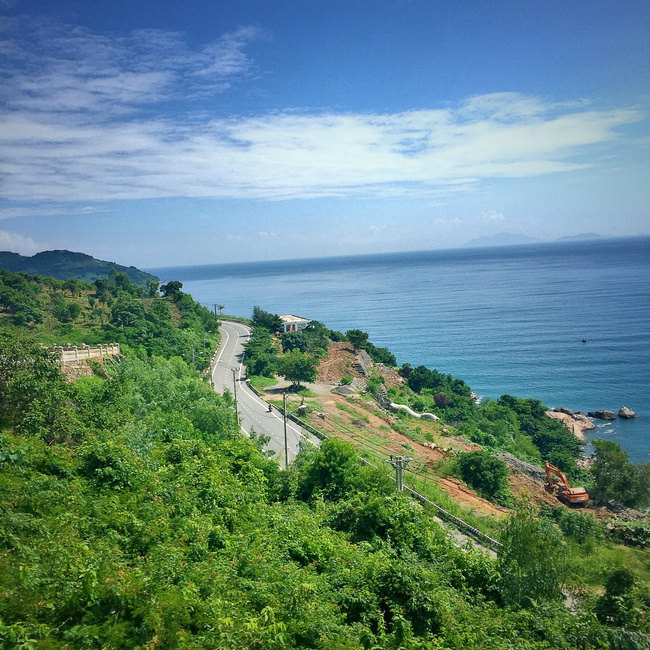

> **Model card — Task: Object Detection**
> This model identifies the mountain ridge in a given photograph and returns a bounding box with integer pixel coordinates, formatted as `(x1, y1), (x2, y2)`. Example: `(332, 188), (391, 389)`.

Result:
(0, 249), (158, 284)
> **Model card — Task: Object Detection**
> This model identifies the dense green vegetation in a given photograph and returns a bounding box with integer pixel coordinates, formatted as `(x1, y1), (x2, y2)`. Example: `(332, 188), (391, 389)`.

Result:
(0, 268), (219, 371)
(0, 250), (158, 285)
(2, 336), (649, 647)
(1, 277), (649, 647)
(345, 328), (398, 366)
(245, 309), (332, 388)
(245, 312), (396, 389)
(391, 365), (584, 474)
(456, 450), (513, 507)
(244, 307), (650, 512)
(591, 439), (650, 510)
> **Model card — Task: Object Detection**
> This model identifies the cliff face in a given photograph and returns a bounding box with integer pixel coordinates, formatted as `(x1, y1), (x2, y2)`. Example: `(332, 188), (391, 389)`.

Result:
(0, 249), (158, 285)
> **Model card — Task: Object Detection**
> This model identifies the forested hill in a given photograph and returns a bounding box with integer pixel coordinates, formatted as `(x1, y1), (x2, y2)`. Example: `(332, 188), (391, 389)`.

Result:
(0, 249), (158, 285)
(1, 270), (649, 647)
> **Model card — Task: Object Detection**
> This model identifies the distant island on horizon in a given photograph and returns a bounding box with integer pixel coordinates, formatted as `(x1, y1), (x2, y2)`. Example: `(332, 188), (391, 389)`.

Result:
(462, 232), (604, 248)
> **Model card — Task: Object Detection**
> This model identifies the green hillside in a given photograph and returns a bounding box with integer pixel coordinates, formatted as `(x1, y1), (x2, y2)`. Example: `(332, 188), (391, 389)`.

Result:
(1, 269), (648, 648)
(0, 250), (158, 285)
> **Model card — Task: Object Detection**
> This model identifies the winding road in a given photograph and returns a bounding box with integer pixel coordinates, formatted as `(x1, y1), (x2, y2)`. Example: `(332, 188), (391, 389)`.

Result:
(210, 322), (499, 554)
(210, 320), (320, 466)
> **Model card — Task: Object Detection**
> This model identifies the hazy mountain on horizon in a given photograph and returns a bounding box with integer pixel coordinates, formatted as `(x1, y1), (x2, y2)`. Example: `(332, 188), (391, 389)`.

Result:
(555, 233), (602, 242)
(463, 232), (604, 248)
(462, 232), (543, 248)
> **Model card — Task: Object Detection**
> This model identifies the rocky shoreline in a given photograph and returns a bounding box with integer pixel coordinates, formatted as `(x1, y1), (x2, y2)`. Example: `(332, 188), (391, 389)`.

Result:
(546, 408), (595, 441)
(546, 405), (638, 441)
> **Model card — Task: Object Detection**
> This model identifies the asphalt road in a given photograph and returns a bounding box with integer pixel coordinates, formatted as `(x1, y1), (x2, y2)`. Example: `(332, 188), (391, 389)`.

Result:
(210, 320), (319, 467)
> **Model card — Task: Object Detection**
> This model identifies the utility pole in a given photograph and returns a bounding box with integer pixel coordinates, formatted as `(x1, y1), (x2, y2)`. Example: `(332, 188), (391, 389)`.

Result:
(282, 392), (289, 468)
(231, 368), (239, 425)
(213, 304), (218, 318)
(385, 456), (412, 491)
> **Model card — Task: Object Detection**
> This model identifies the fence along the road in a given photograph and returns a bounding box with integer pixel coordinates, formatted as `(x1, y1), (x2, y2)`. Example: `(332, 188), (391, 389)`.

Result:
(49, 344), (120, 364)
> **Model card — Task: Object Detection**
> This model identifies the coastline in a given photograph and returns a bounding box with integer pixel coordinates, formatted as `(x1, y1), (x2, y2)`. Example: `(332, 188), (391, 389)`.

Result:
(546, 409), (595, 442)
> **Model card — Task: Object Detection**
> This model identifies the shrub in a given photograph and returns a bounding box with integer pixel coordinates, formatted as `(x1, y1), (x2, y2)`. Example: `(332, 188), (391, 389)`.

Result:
(457, 450), (513, 507)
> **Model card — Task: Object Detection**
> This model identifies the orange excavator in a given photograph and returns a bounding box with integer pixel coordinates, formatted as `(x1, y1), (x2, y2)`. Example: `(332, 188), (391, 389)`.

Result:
(544, 462), (589, 505)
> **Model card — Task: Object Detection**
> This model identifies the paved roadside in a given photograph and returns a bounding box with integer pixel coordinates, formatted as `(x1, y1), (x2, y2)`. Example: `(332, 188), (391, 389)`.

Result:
(211, 320), (320, 467)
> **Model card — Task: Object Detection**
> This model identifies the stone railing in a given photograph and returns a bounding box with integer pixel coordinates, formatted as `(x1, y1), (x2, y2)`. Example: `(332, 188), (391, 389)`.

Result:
(49, 343), (120, 364)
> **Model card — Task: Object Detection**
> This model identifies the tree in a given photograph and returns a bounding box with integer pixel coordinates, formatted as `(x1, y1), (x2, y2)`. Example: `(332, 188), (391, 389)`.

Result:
(497, 395), (583, 471)
(278, 349), (317, 387)
(160, 280), (183, 300)
(297, 437), (363, 501)
(457, 450), (512, 506)
(51, 293), (81, 323)
(244, 328), (279, 377)
(345, 329), (368, 350)
(281, 331), (309, 353)
(595, 568), (649, 630)
(0, 273), (43, 325)
(590, 439), (646, 508)
(251, 306), (283, 332)
(145, 279), (160, 298)
(497, 499), (566, 607)
(0, 333), (72, 441)
(63, 277), (83, 296)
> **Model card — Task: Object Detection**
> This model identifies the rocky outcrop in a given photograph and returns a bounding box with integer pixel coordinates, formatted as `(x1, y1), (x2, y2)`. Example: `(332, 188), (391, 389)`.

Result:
(547, 408), (595, 440)
(587, 409), (617, 420)
(353, 349), (373, 377)
(618, 406), (637, 419)
(573, 412), (596, 429)
(553, 406), (575, 416)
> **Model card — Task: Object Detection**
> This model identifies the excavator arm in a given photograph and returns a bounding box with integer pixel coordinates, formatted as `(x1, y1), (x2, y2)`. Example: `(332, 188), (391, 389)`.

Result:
(544, 462), (589, 505)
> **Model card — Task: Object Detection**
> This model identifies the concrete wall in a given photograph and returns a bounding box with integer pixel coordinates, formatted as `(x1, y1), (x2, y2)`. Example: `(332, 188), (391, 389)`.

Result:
(50, 343), (120, 364)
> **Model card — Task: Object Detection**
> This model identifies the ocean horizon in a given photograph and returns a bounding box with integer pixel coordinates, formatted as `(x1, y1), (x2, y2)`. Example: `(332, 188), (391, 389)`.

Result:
(150, 236), (650, 464)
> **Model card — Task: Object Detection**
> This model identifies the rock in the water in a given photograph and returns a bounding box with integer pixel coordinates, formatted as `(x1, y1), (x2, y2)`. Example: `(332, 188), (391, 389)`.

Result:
(553, 406), (575, 415)
(587, 409), (617, 420)
(618, 406), (637, 419)
(573, 413), (596, 430)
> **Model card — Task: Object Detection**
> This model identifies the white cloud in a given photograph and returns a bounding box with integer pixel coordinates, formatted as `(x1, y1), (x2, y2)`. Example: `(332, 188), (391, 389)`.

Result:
(1, 17), (260, 117)
(0, 17), (645, 210)
(480, 210), (506, 223)
(1, 102), (641, 204)
(0, 230), (44, 254)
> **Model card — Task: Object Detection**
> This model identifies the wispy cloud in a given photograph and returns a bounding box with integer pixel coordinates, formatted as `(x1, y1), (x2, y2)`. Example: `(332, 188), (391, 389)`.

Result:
(0, 17), (645, 211)
(1, 16), (261, 117)
(0, 203), (106, 220)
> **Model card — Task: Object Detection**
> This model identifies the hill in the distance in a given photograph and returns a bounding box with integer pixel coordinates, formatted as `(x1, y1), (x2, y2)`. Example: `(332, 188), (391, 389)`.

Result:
(462, 232), (543, 248)
(0, 249), (158, 285)
(463, 232), (603, 248)
(555, 233), (602, 242)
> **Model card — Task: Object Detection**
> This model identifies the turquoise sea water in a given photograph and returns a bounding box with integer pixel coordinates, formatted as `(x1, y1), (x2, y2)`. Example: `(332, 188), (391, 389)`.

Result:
(150, 236), (650, 464)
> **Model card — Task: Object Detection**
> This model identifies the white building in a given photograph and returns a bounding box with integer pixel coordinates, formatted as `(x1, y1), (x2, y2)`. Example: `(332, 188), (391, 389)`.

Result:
(279, 314), (311, 334)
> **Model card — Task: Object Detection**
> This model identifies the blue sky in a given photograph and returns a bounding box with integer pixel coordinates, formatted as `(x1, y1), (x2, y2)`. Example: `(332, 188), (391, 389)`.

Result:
(1, 0), (649, 266)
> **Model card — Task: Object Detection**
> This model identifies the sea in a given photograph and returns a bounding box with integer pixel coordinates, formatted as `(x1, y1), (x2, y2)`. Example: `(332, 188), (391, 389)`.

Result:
(149, 236), (650, 464)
